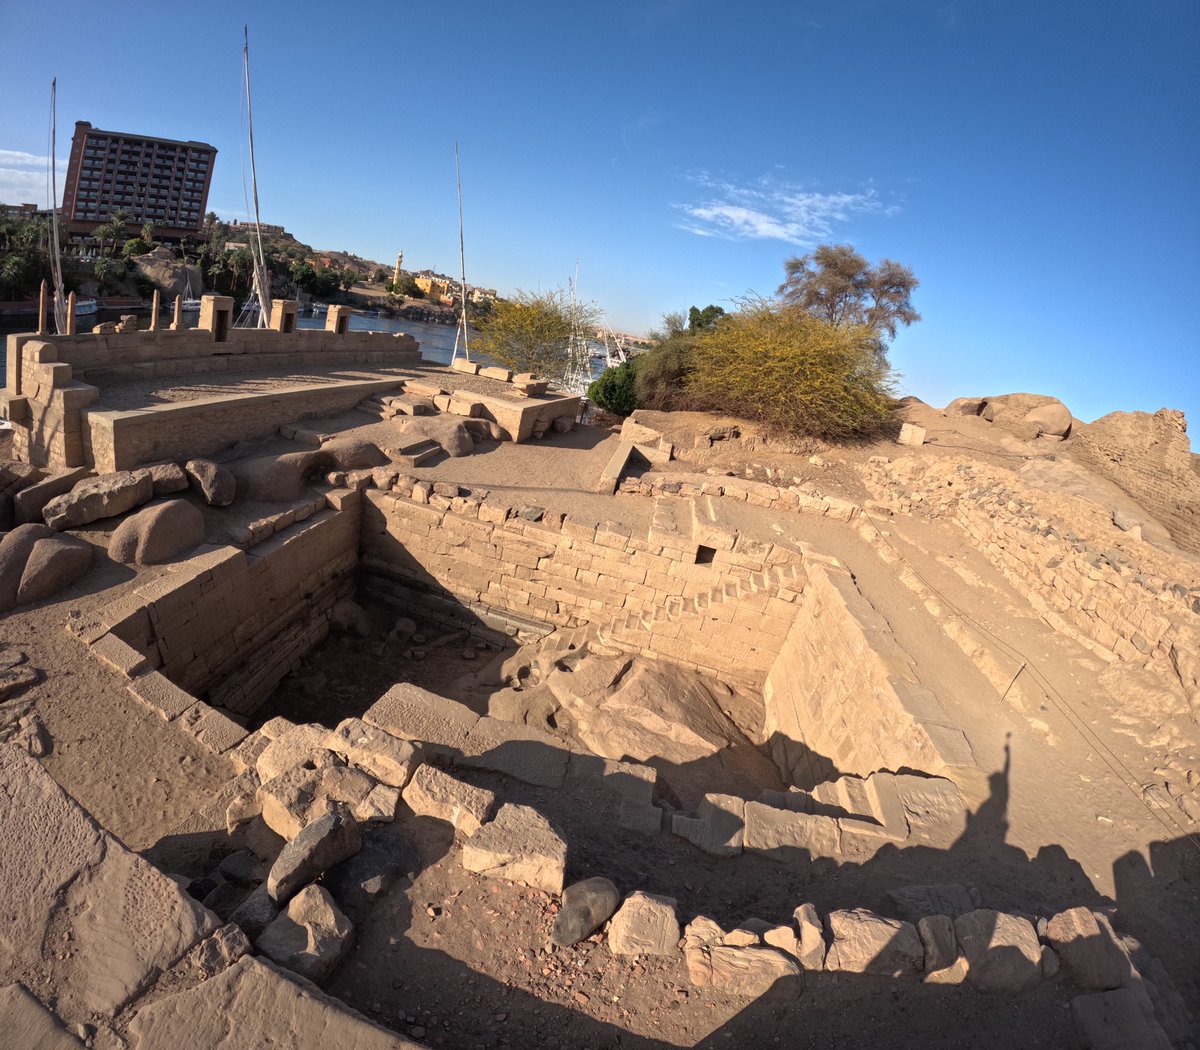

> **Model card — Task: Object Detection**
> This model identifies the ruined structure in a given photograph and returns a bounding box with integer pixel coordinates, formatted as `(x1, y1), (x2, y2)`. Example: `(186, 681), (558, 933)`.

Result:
(0, 313), (1196, 1048)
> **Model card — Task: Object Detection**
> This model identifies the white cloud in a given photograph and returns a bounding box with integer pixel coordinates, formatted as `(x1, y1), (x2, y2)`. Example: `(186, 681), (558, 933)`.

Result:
(0, 148), (69, 207)
(675, 172), (889, 245)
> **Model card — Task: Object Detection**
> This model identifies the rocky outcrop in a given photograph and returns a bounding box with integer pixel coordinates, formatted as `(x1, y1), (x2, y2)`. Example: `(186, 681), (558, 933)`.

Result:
(130, 245), (203, 299)
(0, 524), (92, 612)
(108, 499), (205, 565)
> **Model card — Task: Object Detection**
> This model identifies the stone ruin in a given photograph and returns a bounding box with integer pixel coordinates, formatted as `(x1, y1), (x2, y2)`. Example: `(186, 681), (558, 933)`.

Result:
(0, 315), (1197, 1048)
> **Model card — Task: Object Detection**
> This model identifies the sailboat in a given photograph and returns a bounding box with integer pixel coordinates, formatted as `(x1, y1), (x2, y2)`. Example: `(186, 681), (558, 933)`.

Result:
(180, 267), (201, 312)
(47, 79), (68, 335)
(451, 142), (470, 364)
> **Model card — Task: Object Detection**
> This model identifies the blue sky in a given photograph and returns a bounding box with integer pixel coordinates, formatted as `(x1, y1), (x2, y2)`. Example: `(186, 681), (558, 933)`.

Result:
(1, 0), (1196, 427)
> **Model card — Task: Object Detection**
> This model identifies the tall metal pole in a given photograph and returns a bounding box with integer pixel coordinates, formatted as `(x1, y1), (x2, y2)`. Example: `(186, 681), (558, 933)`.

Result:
(49, 78), (68, 335)
(455, 141), (469, 360)
(244, 26), (271, 328)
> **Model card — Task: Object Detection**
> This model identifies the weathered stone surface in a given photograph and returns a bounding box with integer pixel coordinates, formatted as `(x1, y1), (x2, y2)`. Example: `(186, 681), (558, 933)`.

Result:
(825, 909), (924, 976)
(0, 983), (83, 1049)
(1070, 988), (1174, 1050)
(108, 499), (205, 564)
(461, 803), (566, 893)
(685, 944), (802, 998)
(607, 891), (680, 955)
(187, 923), (252, 979)
(354, 783), (400, 824)
(671, 793), (745, 857)
(0, 746), (217, 1016)
(268, 809), (363, 903)
(762, 924), (800, 960)
(1024, 399), (1073, 438)
(331, 598), (372, 636)
(459, 715), (568, 788)
(954, 909), (1042, 993)
(43, 469), (152, 529)
(328, 717), (422, 787)
(1045, 907), (1129, 991)
(918, 914), (958, 973)
(0, 524), (53, 610)
(683, 916), (725, 949)
(364, 682), (479, 758)
(126, 956), (414, 1050)
(552, 877), (621, 947)
(401, 764), (495, 835)
(893, 776), (968, 844)
(743, 803), (840, 861)
(147, 461), (190, 496)
(228, 884), (279, 940)
(887, 882), (979, 922)
(16, 535), (92, 607)
(12, 467), (91, 526)
(0, 663), (38, 701)
(257, 765), (328, 840)
(185, 458), (236, 507)
(256, 724), (340, 783)
(794, 904), (826, 970)
(256, 885), (353, 985)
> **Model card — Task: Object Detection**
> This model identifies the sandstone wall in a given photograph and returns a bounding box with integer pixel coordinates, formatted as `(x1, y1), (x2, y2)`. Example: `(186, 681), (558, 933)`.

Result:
(359, 488), (802, 684)
(762, 560), (975, 787)
(1071, 408), (1200, 555)
(106, 500), (359, 717)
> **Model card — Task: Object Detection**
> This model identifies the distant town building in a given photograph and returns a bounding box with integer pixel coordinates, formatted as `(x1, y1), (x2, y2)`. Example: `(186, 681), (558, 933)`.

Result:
(415, 275), (451, 300)
(62, 121), (216, 246)
(228, 219), (288, 238)
(0, 203), (40, 219)
(392, 250), (404, 288)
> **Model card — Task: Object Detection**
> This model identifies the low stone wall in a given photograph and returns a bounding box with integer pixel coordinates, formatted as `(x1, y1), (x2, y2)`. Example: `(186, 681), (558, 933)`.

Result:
(85, 378), (409, 472)
(359, 486), (802, 684)
(87, 495), (359, 719)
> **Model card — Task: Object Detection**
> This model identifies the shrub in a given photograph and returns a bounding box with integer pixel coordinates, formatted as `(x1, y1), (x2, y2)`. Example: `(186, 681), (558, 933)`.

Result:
(633, 334), (696, 410)
(473, 289), (597, 385)
(588, 360), (639, 415)
(686, 299), (895, 439)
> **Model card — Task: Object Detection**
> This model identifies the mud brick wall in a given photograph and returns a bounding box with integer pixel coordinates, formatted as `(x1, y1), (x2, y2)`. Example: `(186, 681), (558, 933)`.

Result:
(762, 560), (975, 787)
(359, 488), (800, 683)
(107, 502), (359, 717)
(1072, 409), (1200, 556)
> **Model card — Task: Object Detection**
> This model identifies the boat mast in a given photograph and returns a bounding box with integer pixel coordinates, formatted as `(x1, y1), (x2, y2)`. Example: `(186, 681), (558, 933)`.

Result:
(453, 141), (470, 361)
(48, 78), (67, 335)
(243, 26), (271, 328)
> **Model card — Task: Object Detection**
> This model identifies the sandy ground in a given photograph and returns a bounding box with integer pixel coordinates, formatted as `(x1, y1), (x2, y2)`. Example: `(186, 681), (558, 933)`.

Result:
(3, 374), (1198, 1046)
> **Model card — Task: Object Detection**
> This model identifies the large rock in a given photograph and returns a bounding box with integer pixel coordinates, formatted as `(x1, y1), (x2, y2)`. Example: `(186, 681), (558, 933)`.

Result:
(12, 466), (91, 525)
(267, 809), (363, 903)
(954, 909), (1042, 993)
(108, 499), (205, 564)
(257, 765), (333, 841)
(391, 416), (474, 458)
(1070, 988), (1174, 1050)
(552, 877), (621, 947)
(256, 724), (340, 783)
(460, 803), (566, 893)
(147, 461), (190, 496)
(793, 903), (826, 970)
(0, 983), (82, 1049)
(684, 944), (802, 998)
(1045, 907), (1129, 991)
(401, 764), (494, 836)
(327, 717), (421, 788)
(0, 524), (53, 610)
(42, 469), (152, 529)
(607, 891), (680, 955)
(16, 535), (92, 607)
(185, 458), (236, 507)
(1024, 399), (1073, 438)
(824, 909), (924, 976)
(130, 246), (202, 300)
(918, 915), (959, 973)
(255, 885), (353, 985)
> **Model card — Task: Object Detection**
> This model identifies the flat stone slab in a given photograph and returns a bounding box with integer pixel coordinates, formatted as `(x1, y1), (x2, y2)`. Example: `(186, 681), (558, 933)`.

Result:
(458, 716), (569, 788)
(461, 802), (566, 894)
(402, 765), (495, 836)
(364, 683), (479, 758)
(0, 744), (218, 1018)
(126, 955), (415, 1049)
(0, 984), (83, 1049)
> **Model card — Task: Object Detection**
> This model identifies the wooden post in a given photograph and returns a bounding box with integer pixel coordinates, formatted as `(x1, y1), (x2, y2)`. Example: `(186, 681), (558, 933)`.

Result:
(149, 288), (160, 331)
(171, 294), (183, 330)
(66, 291), (77, 335)
(37, 280), (47, 335)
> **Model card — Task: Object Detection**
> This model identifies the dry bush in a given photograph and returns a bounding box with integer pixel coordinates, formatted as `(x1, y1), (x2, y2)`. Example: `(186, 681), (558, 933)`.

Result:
(686, 300), (896, 439)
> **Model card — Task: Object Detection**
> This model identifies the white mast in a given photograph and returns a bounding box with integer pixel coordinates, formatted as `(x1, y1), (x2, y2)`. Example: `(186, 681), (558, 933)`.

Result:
(452, 141), (470, 361)
(48, 78), (68, 335)
(243, 26), (271, 328)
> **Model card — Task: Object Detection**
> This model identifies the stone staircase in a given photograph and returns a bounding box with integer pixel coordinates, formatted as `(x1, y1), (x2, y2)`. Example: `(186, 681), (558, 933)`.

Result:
(388, 437), (440, 468)
(355, 391), (435, 421)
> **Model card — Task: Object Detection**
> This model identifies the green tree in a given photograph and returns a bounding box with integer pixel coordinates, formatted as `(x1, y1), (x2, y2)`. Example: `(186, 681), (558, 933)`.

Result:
(394, 273), (420, 298)
(341, 269), (356, 292)
(140, 221), (155, 246)
(473, 288), (598, 384)
(687, 304), (726, 333)
(122, 238), (149, 259)
(686, 297), (895, 439)
(373, 267), (388, 284)
(588, 360), (639, 415)
(777, 244), (919, 343)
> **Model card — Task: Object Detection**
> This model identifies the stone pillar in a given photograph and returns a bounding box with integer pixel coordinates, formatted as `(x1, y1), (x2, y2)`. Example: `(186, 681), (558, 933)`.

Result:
(149, 288), (160, 331)
(65, 292), (77, 335)
(269, 298), (298, 334)
(37, 281), (47, 335)
(198, 295), (235, 342)
(326, 305), (352, 335)
(171, 294), (183, 330)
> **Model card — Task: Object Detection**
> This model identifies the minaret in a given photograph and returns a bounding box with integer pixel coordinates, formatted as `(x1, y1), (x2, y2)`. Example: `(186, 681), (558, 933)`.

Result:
(392, 250), (404, 287)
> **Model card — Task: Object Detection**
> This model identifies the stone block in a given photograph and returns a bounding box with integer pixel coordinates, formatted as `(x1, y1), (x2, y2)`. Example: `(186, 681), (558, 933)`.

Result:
(127, 671), (194, 720)
(256, 885), (353, 985)
(364, 682), (479, 758)
(459, 715), (569, 788)
(479, 365), (512, 382)
(460, 803), (566, 894)
(1045, 907), (1129, 991)
(743, 803), (840, 861)
(267, 809), (363, 903)
(0, 983), (83, 1049)
(897, 422), (926, 446)
(684, 944), (802, 999)
(954, 909), (1041, 993)
(825, 909), (924, 976)
(607, 891), (680, 955)
(327, 717), (421, 787)
(402, 764), (495, 836)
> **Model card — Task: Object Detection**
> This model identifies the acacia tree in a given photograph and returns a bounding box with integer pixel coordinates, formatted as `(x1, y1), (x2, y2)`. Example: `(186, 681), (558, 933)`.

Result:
(777, 244), (919, 343)
(473, 288), (598, 384)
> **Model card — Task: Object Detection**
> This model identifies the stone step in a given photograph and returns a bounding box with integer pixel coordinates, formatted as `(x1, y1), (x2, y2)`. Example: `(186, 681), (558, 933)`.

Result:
(691, 494), (736, 551)
(648, 496), (694, 552)
(386, 393), (435, 416)
(594, 440), (636, 495)
(391, 439), (440, 468)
